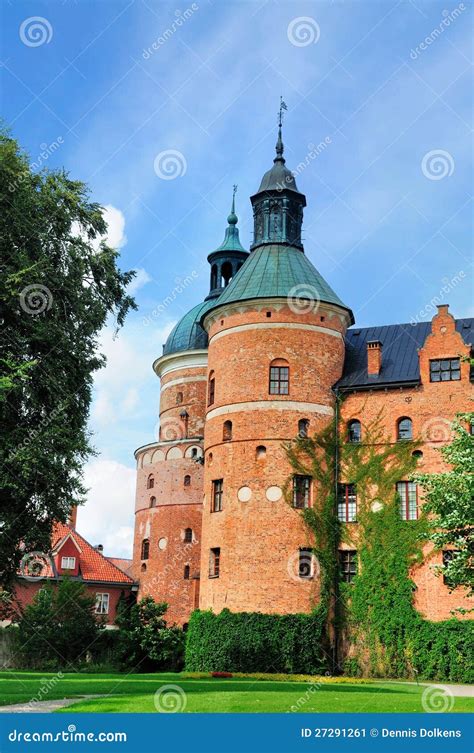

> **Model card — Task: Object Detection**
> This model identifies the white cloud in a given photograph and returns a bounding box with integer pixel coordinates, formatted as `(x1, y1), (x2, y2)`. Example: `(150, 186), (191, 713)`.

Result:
(128, 267), (152, 294)
(100, 204), (127, 249)
(77, 459), (136, 559)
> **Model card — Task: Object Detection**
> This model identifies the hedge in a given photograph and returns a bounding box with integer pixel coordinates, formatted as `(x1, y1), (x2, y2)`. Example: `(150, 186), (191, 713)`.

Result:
(185, 609), (327, 674)
(408, 618), (474, 683)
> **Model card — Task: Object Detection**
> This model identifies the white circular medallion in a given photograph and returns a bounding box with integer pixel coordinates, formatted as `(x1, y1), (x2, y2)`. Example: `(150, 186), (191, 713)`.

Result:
(266, 486), (282, 502)
(238, 486), (252, 502)
(158, 537), (168, 550)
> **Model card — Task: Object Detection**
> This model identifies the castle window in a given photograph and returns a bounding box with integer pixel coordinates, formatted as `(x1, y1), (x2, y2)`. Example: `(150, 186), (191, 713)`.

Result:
(211, 264), (218, 290)
(298, 419), (310, 438)
(184, 475), (191, 487)
(412, 450), (423, 460)
(176, 391), (183, 405)
(211, 479), (223, 512)
(221, 261), (233, 287)
(430, 358), (460, 382)
(339, 551), (357, 583)
(293, 475), (311, 509)
(256, 445), (266, 459)
(141, 539), (150, 560)
(150, 496), (157, 508)
(223, 420), (232, 441)
(269, 359), (289, 395)
(208, 371), (215, 406)
(95, 593), (110, 615)
(61, 556), (76, 570)
(209, 547), (220, 578)
(147, 475), (154, 489)
(442, 551), (460, 587)
(337, 484), (357, 522)
(396, 481), (418, 520)
(184, 527), (193, 543)
(207, 452), (213, 465)
(397, 417), (412, 441)
(298, 548), (314, 579)
(141, 563), (147, 572)
(347, 420), (361, 443)
(184, 565), (190, 580)
(191, 447), (198, 458)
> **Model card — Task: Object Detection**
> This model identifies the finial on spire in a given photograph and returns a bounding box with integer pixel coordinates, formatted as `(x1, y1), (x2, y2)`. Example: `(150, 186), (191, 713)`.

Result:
(227, 184), (238, 225)
(275, 97), (287, 161)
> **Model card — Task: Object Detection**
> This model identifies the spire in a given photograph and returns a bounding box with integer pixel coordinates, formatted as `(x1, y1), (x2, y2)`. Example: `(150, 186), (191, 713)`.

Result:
(227, 184), (238, 225)
(275, 97), (287, 162)
(206, 187), (249, 300)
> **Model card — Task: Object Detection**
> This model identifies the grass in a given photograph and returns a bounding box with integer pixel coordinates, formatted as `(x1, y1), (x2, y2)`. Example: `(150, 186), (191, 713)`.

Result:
(0, 672), (472, 713)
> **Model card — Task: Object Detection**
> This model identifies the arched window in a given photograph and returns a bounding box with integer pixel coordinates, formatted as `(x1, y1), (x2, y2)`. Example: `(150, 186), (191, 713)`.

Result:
(223, 420), (232, 441)
(141, 563), (147, 572)
(184, 565), (190, 580)
(347, 420), (361, 443)
(269, 358), (289, 395)
(176, 391), (183, 405)
(149, 496), (156, 508)
(211, 264), (218, 290)
(191, 447), (198, 457)
(184, 475), (191, 487)
(256, 445), (266, 459)
(184, 528), (193, 543)
(397, 417), (412, 441)
(298, 419), (310, 438)
(147, 475), (154, 489)
(141, 539), (150, 560)
(221, 261), (233, 287)
(208, 371), (215, 406)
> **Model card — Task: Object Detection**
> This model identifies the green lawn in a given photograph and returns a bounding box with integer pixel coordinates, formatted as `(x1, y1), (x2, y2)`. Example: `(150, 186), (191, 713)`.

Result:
(0, 672), (472, 713)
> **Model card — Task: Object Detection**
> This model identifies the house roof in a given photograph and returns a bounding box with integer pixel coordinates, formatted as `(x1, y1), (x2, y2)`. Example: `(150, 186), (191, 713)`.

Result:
(107, 557), (135, 579)
(337, 318), (473, 390)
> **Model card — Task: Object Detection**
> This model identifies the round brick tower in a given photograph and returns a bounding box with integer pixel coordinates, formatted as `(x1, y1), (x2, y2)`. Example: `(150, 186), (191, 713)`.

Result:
(133, 202), (248, 626)
(199, 122), (354, 615)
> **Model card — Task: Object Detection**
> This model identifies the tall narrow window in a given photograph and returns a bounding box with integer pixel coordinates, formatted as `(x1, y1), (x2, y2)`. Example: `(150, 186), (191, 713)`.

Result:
(95, 593), (110, 614)
(211, 479), (223, 512)
(337, 484), (357, 522)
(298, 419), (310, 438)
(293, 475), (311, 509)
(209, 547), (220, 578)
(208, 371), (215, 406)
(147, 475), (154, 489)
(141, 539), (150, 560)
(396, 481), (418, 520)
(176, 391), (183, 404)
(347, 420), (361, 443)
(149, 496), (156, 508)
(339, 551), (357, 583)
(269, 359), (289, 395)
(298, 548), (314, 579)
(397, 417), (412, 441)
(223, 420), (232, 441)
(184, 527), (193, 543)
(430, 358), (460, 382)
(184, 565), (190, 580)
(184, 475), (191, 487)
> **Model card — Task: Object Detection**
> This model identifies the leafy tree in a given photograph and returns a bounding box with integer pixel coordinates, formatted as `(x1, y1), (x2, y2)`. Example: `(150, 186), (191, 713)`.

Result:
(0, 129), (136, 585)
(414, 413), (474, 596)
(116, 597), (184, 671)
(15, 578), (103, 668)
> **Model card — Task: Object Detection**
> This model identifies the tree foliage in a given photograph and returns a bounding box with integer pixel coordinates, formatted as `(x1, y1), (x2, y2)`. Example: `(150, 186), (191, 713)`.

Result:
(0, 130), (136, 585)
(115, 596), (184, 671)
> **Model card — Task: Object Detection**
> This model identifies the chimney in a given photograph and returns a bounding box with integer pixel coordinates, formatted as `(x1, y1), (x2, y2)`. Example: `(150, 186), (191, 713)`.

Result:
(367, 340), (382, 376)
(95, 544), (104, 553)
(68, 505), (78, 529)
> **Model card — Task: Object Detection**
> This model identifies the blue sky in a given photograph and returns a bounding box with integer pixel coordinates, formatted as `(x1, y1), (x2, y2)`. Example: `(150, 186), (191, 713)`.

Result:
(1, 0), (472, 555)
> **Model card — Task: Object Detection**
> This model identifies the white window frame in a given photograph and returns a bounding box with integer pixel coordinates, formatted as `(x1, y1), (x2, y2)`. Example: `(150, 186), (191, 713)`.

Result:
(95, 593), (110, 615)
(61, 556), (76, 569)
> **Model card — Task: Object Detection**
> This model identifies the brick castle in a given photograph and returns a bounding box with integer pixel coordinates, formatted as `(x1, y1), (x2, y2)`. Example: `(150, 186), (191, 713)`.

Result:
(132, 122), (473, 627)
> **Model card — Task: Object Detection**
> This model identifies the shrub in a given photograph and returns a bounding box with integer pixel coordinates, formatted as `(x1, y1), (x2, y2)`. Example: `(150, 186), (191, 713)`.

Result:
(116, 597), (185, 672)
(185, 608), (327, 674)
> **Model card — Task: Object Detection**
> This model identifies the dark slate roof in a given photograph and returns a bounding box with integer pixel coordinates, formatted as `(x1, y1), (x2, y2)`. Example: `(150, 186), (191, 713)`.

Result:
(202, 244), (354, 323)
(163, 299), (216, 356)
(257, 159), (300, 193)
(337, 318), (473, 390)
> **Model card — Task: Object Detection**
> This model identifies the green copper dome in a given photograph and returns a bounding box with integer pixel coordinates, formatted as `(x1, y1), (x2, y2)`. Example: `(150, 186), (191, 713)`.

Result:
(201, 244), (354, 324)
(162, 299), (216, 355)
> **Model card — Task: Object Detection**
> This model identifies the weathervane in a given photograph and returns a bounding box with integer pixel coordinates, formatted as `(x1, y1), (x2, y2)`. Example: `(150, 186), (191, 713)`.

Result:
(278, 96), (288, 128)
